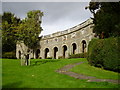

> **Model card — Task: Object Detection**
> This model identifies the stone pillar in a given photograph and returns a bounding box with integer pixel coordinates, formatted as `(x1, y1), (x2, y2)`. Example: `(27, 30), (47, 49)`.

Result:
(59, 45), (63, 58)
(79, 42), (82, 53)
(56, 51), (58, 59)
(41, 48), (44, 59)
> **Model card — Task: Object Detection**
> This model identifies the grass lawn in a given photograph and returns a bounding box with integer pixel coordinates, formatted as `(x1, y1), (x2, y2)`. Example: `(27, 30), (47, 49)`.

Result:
(70, 59), (120, 80)
(2, 58), (119, 88)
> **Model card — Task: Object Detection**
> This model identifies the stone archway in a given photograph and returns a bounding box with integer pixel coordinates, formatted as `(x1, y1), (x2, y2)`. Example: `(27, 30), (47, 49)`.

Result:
(63, 45), (67, 58)
(72, 43), (77, 54)
(82, 40), (87, 53)
(45, 48), (49, 59)
(18, 51), (21, 59)
(36, 49), (40, 59)
(54, 47), (58, 59)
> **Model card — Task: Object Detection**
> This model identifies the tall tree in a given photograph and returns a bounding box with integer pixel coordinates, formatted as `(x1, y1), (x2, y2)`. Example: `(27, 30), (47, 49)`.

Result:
(16, 10), (43, 66)
(2, 12), (21, 53)
(86, 1), (120, 38)
(0, 14), (2, 58)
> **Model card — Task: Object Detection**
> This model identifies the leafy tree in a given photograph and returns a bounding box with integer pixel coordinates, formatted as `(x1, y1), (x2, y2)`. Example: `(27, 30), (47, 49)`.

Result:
(16, 10), (43, 65)
(2, 10), (43, 66)
(2, 12), (21, 53)
(86, 2), (120, 38)
(0, 14), (2, 58)
(17, 10), (43, 49)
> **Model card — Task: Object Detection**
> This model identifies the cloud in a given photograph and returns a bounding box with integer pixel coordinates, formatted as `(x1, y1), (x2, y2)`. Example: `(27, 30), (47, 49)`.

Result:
(2, 2), (92, 35)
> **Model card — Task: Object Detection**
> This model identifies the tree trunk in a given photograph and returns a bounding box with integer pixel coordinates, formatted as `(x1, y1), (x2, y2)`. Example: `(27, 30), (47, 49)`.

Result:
(20, 54), (30, 66)
(18, 42), (31, 66)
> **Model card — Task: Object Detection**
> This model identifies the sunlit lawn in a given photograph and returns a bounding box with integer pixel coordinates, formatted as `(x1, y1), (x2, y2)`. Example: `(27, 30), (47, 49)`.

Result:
(2, 58), (119, 88)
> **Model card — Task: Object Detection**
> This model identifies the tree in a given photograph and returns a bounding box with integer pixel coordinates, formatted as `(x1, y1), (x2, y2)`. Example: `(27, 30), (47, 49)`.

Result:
(0, 14), (2, 58)
(16, 10), (43, 66)
(2, 12), (21, 54)
(86, 1), (120, 38)
(2, 10), (43, 66)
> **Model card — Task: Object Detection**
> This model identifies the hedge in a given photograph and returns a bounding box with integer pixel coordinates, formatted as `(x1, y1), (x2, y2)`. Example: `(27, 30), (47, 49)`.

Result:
(46, 57), (52, 59)
(87, 37), (120, 72)
(2, 51), (16, 59)
(69, 53), (87, 59)
(58, 56), (63, 59)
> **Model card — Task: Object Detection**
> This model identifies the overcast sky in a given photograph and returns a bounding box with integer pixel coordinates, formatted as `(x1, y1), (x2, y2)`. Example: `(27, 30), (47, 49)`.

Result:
(2, 2), (93, 36)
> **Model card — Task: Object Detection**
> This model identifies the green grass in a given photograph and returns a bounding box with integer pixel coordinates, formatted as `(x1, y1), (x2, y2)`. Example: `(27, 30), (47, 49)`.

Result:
(2, 58), (119, 88)
(70, 59), (119, 80)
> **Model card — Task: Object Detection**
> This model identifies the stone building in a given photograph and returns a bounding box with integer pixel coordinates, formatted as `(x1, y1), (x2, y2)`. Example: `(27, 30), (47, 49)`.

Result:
(16, 18), (95, 59)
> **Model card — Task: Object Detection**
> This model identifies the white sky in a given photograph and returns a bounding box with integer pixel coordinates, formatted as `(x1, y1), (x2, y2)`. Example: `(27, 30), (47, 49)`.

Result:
(2, 1), (93, 36)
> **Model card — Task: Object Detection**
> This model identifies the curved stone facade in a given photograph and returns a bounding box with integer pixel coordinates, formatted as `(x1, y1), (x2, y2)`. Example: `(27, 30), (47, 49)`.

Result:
(16, 18), (95, 59)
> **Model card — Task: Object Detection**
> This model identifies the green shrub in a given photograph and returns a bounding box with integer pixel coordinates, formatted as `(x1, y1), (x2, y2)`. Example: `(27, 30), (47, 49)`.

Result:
(69, 53), (87, 59)
(2, 51), (16, 59)
(87, 37), (120, 72)
(58, 56), (63, 59)
(47, 57), (52, 59)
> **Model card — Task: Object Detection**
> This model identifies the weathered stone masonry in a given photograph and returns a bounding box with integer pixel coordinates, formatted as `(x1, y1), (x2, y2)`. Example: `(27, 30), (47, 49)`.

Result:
(16, 19), (95, 59)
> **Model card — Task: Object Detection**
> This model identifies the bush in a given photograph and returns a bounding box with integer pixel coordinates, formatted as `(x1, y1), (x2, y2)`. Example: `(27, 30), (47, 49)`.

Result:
(2, 51), (16, 59)
(69, 53), (87, 59)
(58, 56), (63, 59)
(87, 37), (120, 72)
(46, 57), (52, 59)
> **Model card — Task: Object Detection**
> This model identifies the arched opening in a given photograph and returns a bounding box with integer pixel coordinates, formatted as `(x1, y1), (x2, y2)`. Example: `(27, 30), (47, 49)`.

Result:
(45, 48), (49, 59)
(18, 51), (21, 59)
(82, 40), (87, 53)
(63, 45), (67, 58)
(36, 49), (40, 59)
(72, 43), (77, 54)
(25, 54), (29, 65)
(54, 47), (58, 59)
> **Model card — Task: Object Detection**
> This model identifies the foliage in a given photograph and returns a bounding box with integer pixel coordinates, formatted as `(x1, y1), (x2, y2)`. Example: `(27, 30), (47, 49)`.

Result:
(2, 58), (118, 88)
(16, 10), (43, 49)
(2, 51), (16, 59)
(2, 12), (21, 53)
(69, 53), (87, 59)
(0, 15), (2, 58)
(86, 2), (120, 38)
(2, 10), (43, 60)
(46, 57), (52, 59)
(87, 37), (120, 72)
(58, 56), (63, 59)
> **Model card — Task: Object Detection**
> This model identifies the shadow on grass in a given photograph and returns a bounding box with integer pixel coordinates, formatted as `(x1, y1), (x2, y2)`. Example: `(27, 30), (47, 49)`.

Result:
(2, 81), (22, 88)
(31, 60), (60, 66)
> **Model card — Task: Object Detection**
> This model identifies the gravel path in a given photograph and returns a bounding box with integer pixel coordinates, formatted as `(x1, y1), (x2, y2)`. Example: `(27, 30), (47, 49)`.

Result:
(56, 62), (119, 84)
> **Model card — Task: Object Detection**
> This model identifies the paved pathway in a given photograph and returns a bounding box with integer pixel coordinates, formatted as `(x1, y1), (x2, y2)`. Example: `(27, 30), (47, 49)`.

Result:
(56, 62), (119, 84)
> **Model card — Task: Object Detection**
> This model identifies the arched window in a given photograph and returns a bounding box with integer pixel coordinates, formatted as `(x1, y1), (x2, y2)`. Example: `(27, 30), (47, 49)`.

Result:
(36, 49), (40, 59)
(72, 43), (77, 54)
(63, 45), (67, 58)
(18, 51), (21, 59)
(54, 47), (58, 59)
(82, 40), (87, 53)
(45, 48), (49, 59)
